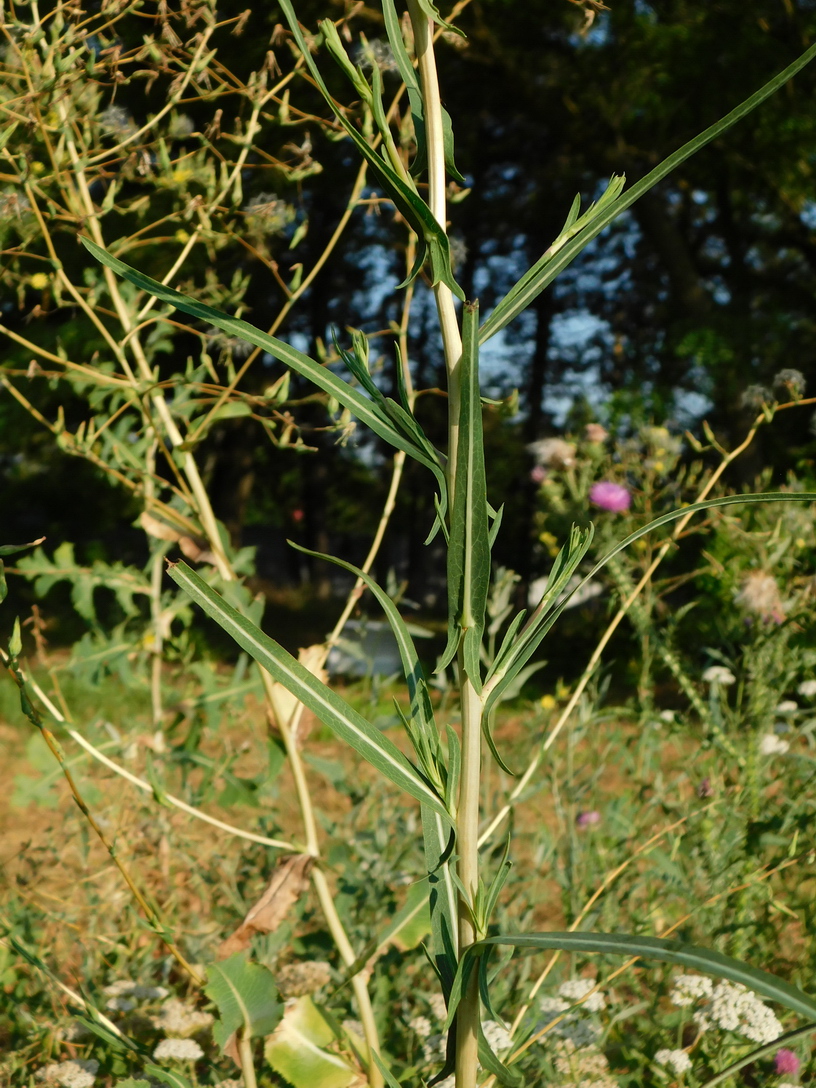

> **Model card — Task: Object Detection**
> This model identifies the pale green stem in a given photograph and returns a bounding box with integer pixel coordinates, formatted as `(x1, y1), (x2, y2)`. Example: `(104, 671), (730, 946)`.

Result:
(406, 6), (478, 1087)
(237, 1029), (258, 1088)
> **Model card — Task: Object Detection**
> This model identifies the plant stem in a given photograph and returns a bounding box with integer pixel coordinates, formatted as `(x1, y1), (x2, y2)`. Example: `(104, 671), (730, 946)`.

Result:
(406, 6), (479, 1086)
(237, 1028), (258, 1088)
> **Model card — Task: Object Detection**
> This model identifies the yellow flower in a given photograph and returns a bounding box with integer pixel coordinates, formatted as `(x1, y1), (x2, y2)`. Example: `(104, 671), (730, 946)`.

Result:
(30, 161), (45, 175)
(174, 229), (190, 243)
(29, 272), (49, 289)
(540, 694), (556, 710)
(538, 530), (560, 557)
(172, 168), (193, 185)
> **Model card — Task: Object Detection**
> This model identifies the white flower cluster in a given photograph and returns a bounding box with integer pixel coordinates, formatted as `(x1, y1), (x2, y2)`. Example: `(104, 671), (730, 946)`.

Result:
(798, 679), (816, 698)
(655, 1048), (692, 1074)
(702, 665), (736, 686)
(669, 974), (713, 1007)
(153, 1037), (204, 1061)
(36, 1061), (98, 1088)
(276, 959), (332, 997)
(408, 1015), (433, 1039)
(427, 991), (448, 1021)
(558, 977), (607, 1012)
(759, 733), (789, 756)
(150, 997), (213, 1037)
(341, 1018), (364, 1039)
(104, 978), (168, 1012)
(777, 700), (798, 715)
(553, 1038), (617, 1088)
(700, 982), (782, 1044)
(482, 1019), (513, 1053)
(528, 437), (577, 470)
(537, 995), (600, 1049)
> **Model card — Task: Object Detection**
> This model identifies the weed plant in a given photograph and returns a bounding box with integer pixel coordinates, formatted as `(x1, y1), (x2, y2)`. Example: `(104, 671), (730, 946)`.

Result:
(3, 3), (816, 1088)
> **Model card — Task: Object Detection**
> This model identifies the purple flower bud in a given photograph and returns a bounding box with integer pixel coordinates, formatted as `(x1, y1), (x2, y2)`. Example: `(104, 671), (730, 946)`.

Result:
(530, 465), (547, 484)
(775, 1049), (800, 1075)
(697, 777), (714, 799)
(589, 481), (631, 513)
(576, 810), (601, 828)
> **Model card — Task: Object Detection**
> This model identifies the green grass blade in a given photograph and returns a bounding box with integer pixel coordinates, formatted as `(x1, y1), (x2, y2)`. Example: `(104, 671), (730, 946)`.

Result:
(80, 239), (438, 465)
(483, 492), (816, 717)
(277, 0), (462, 299)
(167, 561), (451, 822)
(479, 40), (816, 343)
(470, 932), (816, 1024)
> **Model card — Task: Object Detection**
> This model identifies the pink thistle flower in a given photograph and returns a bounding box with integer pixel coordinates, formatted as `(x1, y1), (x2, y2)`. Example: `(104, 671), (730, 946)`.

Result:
(576, 810), (601, 828)
(774, 1049), (800, 1075)
(589, 481), (631, 513)
(530, 465), (547, 484)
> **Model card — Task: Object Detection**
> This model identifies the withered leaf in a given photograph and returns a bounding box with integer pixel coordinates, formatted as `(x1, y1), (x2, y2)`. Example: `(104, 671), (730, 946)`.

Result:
(218, 854), (314, 960)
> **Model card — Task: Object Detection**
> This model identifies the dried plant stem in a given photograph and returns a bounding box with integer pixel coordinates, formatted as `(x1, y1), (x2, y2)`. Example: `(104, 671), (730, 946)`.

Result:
(1, 649), (204, 987)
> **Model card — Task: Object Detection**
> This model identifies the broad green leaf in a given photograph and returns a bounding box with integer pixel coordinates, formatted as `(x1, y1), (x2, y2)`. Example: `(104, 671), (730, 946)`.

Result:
(455, 932), (816, 1025)
(205, 952), (282, 1051)
(264, 995), (357, 1088)
(439, 301), (490, 686)
(479, 40), (816, 342)
(168, 561), (451, 823)
(289, 542), (443, 788)
(80, 237), (446, 482)
(277, 0), (463, 299)
(483, 492), (816, 717)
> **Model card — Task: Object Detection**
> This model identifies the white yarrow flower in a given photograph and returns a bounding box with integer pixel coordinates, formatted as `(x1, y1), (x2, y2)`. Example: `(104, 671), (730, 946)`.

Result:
(36, 1061), (99, 1088)
(409, 1015), (433, 1038)
(776, 700), (798, 714)
(558, 977), (606, 1011)
(702, 665), (736, 686)
(482, 1019), (512, 1053)
(760, 733), (789, 756)
(707, 981), (783, 1043)
(151, 997), (213, 1037)
(153, 1037), (204, 1061)
(797, 679), (816, 698)
(655, 1048), (692, 1074)
(670, 974), (714, 1007)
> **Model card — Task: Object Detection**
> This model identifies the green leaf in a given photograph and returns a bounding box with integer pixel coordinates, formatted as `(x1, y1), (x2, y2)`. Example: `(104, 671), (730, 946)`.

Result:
(0, 539), (45, 557)
(277, 0), (463, 299)
(700, 1022), (816, 1088)
(414, 0), (466, 37)
(167, 561), (451, 823)
(482, 524), (593, 738)
(479, 40), (816, 342)
(264, 995), (357, 1088)
(114, 1080), (150, 1088)
(289, 542), (442, 786)
(9, 616), (21, 658)
(381, 0), (464, 183)
(371, 1052), (405, 1088)
(205, 951), (282, 1051)
(423, 803), (459, 998)
(142, 1069), (194, 1088)
(461, 931), (816, 1024)
(80, 237), (446, 482)
(439, 301), (490, 685)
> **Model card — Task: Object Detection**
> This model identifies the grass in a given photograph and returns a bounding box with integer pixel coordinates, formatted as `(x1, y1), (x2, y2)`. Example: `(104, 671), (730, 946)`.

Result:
(2, 650), (814, 1086)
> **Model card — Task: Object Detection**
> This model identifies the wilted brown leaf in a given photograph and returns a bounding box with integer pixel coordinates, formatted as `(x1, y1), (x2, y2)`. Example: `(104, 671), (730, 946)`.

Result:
(218, 854), (314, 960)
(266, 643), (327, 744)
(140, 511), (183, 542)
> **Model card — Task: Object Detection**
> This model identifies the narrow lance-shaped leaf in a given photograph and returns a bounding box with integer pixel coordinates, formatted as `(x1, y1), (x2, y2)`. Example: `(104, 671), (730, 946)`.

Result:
(448, 931), (816, 1027)
(167, 560), (451, 823)
(288, 541), (443, 787)
(80, 238), (446, 487)
(277, 0), (463, 299)
(479, 40), (816, 342)
(483, 492), (816, 719)
(381, 0), (464, 183)
(438, 300), (490, 684)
